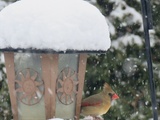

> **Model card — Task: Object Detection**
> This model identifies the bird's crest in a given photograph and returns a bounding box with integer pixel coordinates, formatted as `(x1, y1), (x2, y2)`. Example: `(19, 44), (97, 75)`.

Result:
(103, 83), (119, 100)
(103, 83), (111, 90)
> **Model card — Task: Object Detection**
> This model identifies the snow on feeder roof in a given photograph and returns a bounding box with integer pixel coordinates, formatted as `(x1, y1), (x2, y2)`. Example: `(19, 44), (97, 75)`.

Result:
(0, 0), (111, 53)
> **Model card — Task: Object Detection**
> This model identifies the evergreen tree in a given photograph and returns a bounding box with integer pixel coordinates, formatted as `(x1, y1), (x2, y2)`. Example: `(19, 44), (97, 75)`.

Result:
(0, 53), (12, 119)
(0, 1), (15, 119)
(84, 0), (160, 119)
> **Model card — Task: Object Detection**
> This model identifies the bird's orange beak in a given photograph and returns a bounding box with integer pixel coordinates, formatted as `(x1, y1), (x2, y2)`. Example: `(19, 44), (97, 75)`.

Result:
(112, 93), (119, 100)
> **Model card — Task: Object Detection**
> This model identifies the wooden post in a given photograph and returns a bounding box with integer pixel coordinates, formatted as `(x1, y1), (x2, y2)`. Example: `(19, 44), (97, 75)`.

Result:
(75, 54), (87, 120)
(50, 54), (59, 118)
(41, 54), (58, 119)
(4, 52), (18, 120)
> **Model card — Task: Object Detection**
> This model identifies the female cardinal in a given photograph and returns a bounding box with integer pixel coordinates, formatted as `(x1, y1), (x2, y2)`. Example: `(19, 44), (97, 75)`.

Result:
(81, 83), (119, 119)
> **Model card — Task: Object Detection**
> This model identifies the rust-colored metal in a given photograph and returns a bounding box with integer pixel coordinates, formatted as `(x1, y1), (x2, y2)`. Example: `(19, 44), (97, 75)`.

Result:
(4, 52), (18, 120)
(75, 54), (87, 120)
(41, 54), (58, 119)
(15, 68), (44, 105)
(56, 67), (78, 105)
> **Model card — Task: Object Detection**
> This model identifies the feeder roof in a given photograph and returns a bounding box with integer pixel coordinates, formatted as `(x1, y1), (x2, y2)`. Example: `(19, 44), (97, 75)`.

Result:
(0, 0), (111, 53)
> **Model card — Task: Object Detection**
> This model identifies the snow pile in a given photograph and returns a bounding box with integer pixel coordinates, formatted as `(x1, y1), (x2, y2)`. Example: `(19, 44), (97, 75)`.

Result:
(81, 116), (94, 120)
(112, 34), (142, 49)
(48, 116), (94, 120)
(48, 116), (101, 120)
(110, 0), (143, 31)
(48, 118), (63, 120)
(0, 0), (111, 52)
(0, 1), (7, 11)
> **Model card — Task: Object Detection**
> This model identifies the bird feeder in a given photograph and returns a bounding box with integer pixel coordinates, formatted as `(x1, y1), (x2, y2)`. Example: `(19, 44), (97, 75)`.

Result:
(0, 0), (111, 120)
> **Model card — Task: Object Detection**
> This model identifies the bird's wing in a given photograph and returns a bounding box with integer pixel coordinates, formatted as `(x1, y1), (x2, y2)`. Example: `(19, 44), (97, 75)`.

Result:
(81, 94), (103, 107)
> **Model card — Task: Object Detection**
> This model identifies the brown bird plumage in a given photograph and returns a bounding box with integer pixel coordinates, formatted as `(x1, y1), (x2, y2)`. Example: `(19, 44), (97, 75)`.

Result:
(81, 83), (119, 118)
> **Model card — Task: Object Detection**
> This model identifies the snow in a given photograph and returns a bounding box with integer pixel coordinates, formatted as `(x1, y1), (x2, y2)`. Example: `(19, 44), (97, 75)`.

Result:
(81, 116), (94, 120)
(48, 118), (63, 120)
(48, 116), (102, 120)
(106, 18), (116, 36)
(48, 116), (94, 120)
(0, 1), (7, 11)
(80, 116), (103, 120)
(148, 117), (160, 120)
(110, 0), (143, 31)
(111, 34), (142, 49)
(0, 0), (111, 52)
(0, 70), (2, 80)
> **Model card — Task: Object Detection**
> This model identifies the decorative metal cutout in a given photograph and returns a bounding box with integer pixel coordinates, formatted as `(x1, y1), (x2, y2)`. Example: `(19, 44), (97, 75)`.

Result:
(57, 67), (79, 105)
(15, 68), (44, 105)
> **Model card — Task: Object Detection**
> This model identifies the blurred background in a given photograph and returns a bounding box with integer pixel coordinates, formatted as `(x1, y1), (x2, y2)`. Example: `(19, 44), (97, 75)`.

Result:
(0, 0), (160, 119)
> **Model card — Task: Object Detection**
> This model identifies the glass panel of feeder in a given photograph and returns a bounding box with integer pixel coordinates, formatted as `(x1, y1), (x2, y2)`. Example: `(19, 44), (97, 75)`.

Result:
(56, 54), (78, 119)
(14, 53), (45, 120)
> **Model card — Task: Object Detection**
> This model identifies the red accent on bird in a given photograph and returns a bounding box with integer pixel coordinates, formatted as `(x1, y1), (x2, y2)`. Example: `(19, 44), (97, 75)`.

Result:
(112, 94), (119, 100)
(81, 101), (102, 107)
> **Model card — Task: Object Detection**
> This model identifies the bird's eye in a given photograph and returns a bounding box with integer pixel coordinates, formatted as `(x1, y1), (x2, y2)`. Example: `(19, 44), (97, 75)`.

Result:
(108, 93), (112, 97)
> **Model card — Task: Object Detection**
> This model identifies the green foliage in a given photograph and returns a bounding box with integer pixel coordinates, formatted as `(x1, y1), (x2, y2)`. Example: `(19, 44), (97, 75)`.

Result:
(0, 53), (12, 120)
(85, 45), (156, 119)
(84, 0), (160, 119)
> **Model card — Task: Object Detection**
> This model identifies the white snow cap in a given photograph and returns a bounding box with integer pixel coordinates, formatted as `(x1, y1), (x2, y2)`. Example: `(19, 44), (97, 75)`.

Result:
(0, 0), (111, 52)
(48, 118), (63, 120)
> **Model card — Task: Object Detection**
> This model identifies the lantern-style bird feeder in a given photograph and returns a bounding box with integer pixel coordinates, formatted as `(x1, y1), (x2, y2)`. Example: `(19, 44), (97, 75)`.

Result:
(0, 0), (111, 119)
